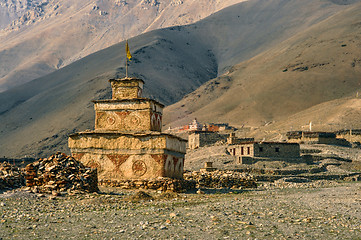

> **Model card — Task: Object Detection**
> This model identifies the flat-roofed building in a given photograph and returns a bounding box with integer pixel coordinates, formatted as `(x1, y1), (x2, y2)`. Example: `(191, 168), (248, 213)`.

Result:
(227, 142), (300, 164)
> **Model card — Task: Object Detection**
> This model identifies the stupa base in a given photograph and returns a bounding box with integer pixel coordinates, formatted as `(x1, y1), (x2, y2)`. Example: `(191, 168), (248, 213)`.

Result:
(69, 131), (187, 180)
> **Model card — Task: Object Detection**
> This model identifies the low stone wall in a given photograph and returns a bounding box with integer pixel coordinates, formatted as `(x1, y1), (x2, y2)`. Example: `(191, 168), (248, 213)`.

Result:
(184, 170), (257, 189)
(255, 172), (361, 182)
(99, 178), (196, 192)
(239, 156), (306, 165)
(98, 170), (258, 191)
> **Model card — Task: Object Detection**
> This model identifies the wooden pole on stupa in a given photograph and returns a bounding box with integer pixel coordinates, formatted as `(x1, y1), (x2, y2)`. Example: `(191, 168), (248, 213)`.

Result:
(125, 40), (132, 78)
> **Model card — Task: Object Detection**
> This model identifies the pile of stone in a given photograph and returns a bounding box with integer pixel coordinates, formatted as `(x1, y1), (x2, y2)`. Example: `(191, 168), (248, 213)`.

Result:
(0, 162), (25, 190)
(184, 170), (257, 189)
(99, 177), (196, 192)
(24, 153), (98, 194)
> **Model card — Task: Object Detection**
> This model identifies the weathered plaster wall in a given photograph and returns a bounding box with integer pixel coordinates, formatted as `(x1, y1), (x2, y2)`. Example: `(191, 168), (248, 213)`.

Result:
(69, 133), (186, 152)
(94, 100), (163, 132)
(110, 78), (144, 100)
(72, 151), (184, 180)
(69, 132), (186, 180)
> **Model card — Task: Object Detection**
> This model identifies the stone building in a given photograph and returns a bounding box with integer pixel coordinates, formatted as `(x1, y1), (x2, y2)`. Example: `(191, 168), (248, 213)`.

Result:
(335, 129), (361, 143)
(188, 131), (253, 149)
(188, 131), (228, 149)
(68, 77), (187, 181)
(227, 142), (300, 164)
(286, 131), (350, 146)
(227, 133), (254, 145)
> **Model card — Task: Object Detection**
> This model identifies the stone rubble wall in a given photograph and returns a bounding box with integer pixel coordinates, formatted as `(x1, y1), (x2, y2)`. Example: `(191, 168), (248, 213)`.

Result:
(337, 133), (361, 143)
(24, 153), (99, 194)
(0, 162), (25, 190)
(98, 170), (258, 192)
(184, 170), (257, 189)
(99, 177), (196, 192)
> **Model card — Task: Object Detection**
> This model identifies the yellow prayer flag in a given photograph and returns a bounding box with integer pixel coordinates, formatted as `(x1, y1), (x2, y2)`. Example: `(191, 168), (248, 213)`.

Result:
(126, 40), (132, 60)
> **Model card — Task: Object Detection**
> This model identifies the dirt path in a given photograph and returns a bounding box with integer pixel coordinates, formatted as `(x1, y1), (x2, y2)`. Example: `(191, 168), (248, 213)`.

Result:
(0, 181), (360, 239)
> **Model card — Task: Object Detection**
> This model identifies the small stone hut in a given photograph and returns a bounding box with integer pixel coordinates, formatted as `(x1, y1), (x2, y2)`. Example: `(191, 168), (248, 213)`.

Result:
(68, 77), (187, 182)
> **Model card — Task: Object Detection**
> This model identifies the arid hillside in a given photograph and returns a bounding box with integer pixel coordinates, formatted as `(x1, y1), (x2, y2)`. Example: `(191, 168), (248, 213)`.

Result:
(1, 0), (360, 158)
(0, 0), (247, 92)
(164, 1), (361, 133)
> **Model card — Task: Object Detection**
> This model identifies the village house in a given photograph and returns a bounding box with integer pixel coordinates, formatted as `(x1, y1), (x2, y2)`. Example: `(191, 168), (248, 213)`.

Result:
(286, 131), (350, 146)
(227, 142), (301, 164)
(188, 131), (228, 149)
(188, 131), (253, 149)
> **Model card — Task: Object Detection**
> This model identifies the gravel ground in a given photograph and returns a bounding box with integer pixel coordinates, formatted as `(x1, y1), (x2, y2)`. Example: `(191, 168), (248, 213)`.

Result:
(1, 181), (361, 240)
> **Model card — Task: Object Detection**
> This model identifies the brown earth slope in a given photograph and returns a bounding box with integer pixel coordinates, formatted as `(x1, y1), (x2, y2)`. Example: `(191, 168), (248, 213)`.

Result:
(0, 0), (247, 92)
(164, 1), (361, 132)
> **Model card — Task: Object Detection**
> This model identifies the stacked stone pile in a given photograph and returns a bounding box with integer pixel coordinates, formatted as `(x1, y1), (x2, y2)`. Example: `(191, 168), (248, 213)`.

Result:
(25, 153), (98, 194)
(184, 170), (257, 189)
(99, 178), (196, 192)
(0, 162), (25, 190)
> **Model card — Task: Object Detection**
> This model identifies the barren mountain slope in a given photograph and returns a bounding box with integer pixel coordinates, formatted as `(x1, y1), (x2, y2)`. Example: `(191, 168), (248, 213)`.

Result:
(0, 29), (218, 158)
(0, 0), (247, 92)
(0, 0), (360, 158)
(249, 97), (361, 141)
(164, 1), (361, 130)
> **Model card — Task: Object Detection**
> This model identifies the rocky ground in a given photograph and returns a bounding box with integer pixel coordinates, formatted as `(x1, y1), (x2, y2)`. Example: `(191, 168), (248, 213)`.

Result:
(0, 181), (361, 239)
(185, 143), (361, 178)
(0, 144), (360, 239)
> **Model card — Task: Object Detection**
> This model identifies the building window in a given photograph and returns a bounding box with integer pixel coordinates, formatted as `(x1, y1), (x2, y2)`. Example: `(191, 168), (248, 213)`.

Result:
(259, 147), (263, 152)
(241, 147), (244, 155)
(275, 147), (280, 153)
(247, 147), (250, 155)
(233, 148), (236, 156)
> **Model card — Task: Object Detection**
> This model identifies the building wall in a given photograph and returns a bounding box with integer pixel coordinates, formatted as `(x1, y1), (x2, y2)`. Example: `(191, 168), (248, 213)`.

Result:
(288, 136), (350, 146)
(94, 100), (163, 132)
(69, 133), (187, 180)
(227, 142), (300, 162)
(336, 133), (361, 143)
(227, 136), (254, 145)
(72, 151), (184, 180)
(188, 132), (228, 149)
(286, 131), (352, 146)
(188, 133), (200, 149)
(228, 143), (254, 157)
(110, 78), (144, 100)
(253, 143), (300, 158)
